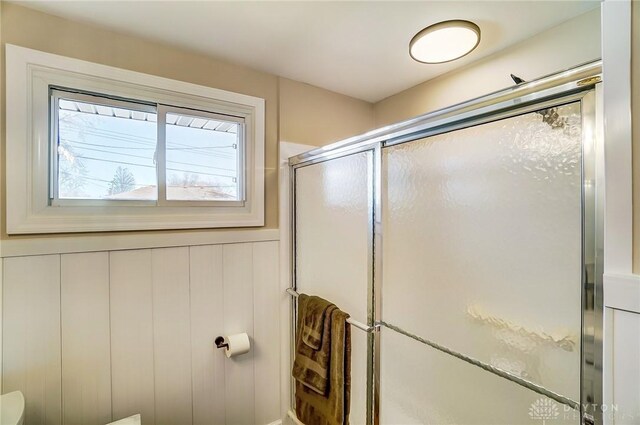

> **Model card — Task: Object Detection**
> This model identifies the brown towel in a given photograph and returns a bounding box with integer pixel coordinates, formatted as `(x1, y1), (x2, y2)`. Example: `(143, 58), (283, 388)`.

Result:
(294, 294), (351, 425)
(293, 295), (336, 394)
(301, 295), (334, 350)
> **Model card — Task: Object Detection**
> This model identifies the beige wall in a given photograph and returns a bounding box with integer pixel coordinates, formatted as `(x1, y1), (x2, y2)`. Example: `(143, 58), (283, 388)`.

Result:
(0, 3), (374, 238)
(279, 77), (374, 147)
(2, 3), (635, 266)
(373, 9), (601, 126)
(633, 1), (639, 273)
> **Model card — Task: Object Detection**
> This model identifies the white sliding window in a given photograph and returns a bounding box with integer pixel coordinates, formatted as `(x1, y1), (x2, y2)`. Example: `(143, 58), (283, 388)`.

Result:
(159, 105), (245, 205)
(52, 90), (160, 204)
(51, 90), (246, 207)
(6, 44), (265, 234)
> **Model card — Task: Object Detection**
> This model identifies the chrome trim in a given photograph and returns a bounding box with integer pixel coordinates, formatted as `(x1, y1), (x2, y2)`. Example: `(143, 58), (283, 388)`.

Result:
(593, 84), (605, 425)
(372, 145), (383, 425)
(286, 288), (380, 333)
(366, 147), (376, 425)
(383, 91), (587, 148)
(580, 87), (604, 424)
(290, 143), (379, 171)
(381, 321), (581, 411)
(289, 152), (298, 414)
(289, 60), (601, 167)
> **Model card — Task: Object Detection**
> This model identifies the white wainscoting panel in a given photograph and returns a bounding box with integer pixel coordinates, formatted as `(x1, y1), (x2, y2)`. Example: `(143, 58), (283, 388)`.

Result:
(110, 249), (156, 424)
(61, 252), (112, 425)
(151, 247), (193, 425)
(3, 255), (62, 425)
(13, 207), (635, 424)
(252, 242), (281, 424)
(189, 244), (226, 425)
(2, 240), (280, 425)
(609, 308), (640, 425)
(222, 243), (256, 425)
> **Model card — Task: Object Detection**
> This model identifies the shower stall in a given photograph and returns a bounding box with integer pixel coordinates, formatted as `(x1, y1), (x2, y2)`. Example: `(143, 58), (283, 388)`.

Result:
(288, 61), (603, 425)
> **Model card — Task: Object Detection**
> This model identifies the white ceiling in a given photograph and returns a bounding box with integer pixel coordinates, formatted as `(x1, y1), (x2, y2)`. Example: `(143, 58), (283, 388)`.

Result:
(14, 1), (600, 102)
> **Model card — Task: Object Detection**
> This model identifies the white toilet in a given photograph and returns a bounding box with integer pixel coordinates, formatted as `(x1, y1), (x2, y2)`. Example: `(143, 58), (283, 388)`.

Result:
(0, 392), (24, 425)
(107, 414), (141, 425)
(0, 391), (137, 425)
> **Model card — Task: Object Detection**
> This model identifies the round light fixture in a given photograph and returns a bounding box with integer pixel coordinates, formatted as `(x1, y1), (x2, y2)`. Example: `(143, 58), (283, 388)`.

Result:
(409, 20), (481, 64)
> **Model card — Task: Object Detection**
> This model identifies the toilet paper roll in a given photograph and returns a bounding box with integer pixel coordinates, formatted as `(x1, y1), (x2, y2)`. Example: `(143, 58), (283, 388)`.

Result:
(223, 333), (251, 358)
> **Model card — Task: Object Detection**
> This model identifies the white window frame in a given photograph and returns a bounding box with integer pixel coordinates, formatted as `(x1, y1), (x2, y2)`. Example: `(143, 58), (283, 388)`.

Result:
(6, 44), (265, 234)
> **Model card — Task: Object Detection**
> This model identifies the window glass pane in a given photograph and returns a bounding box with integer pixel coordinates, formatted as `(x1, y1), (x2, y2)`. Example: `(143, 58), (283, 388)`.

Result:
(57, 97), (158, 200)
(165, 112), (241, 201)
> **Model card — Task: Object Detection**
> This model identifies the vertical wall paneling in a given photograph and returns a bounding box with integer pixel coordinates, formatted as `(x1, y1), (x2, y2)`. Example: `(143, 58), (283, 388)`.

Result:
(0, 258), (3, 394)
(252, 241), (281, 424)
(2, 238), (280, 425)
(189, 245), (226, 425)
(61, 252), (112, 425)
(223, 243), (255, 425)
(3, 255), (62, 425)
(109, 250), (156, 424)
(151, 247), (193, 425)
(611, 309), (640, 424)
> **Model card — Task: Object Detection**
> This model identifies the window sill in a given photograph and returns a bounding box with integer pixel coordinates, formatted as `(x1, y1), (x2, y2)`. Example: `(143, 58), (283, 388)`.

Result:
(0, 228), (280, 257)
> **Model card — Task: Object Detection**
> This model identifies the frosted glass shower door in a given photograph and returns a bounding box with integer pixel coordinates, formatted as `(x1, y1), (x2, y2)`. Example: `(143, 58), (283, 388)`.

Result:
(294, 151), (373, 424)
(381, 102), (584, 424)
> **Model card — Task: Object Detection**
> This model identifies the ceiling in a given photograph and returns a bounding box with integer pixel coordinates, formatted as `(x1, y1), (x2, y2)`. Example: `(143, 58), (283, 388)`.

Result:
(14, 1), (600, 102)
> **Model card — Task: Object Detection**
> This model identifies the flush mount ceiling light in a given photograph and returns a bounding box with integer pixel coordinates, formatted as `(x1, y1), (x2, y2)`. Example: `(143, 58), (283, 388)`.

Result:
(409, 20), (481, 64)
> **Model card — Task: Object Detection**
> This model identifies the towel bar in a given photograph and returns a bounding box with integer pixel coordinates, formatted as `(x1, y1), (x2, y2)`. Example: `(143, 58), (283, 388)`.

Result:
(286, 288), (379, 333)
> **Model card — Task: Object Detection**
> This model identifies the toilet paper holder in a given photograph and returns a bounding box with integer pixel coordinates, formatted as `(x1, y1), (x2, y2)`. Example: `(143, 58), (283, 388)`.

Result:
(214, 333), (251, 357)
(214, 336), (228, 350)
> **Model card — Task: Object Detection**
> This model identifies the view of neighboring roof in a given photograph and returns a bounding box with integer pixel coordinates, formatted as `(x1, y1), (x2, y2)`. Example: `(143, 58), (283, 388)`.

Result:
(105, 185), (235, 201)
(58, 99), (239, 134)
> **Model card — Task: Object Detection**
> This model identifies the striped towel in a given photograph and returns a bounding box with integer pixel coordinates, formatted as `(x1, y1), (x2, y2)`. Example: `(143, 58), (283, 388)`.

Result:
(293, 294), (351, 425)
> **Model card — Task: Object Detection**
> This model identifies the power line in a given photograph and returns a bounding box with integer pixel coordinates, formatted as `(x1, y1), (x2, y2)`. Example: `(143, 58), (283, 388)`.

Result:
(76, 155), (236, 180)
(62, 139), (155, 150)
(60, 124), (156, 146)
(62, 138), (236, 152)
(60, 121), (156, 142)
(65, 121), (237, 148)
(61, 139), (238, 174)
(60, 127), (236, 159)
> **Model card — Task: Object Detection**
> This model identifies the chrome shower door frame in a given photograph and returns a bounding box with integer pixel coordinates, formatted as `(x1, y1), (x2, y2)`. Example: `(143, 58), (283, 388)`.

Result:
(289, 61), (603, 425)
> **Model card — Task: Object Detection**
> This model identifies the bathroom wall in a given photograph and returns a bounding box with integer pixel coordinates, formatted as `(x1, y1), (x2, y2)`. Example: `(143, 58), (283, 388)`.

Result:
(373, 9), (602, 127)
(0, 4), (375, 425)
(0, 2), (376, 238)
(2, 239), (279, 425)
(1, 2), (637, 424)
(278, 78), (374, 147)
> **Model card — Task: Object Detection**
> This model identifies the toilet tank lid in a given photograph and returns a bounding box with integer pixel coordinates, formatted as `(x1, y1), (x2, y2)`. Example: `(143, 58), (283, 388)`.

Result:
(0, 391), (25, 425)
(107, 414), (141, 425)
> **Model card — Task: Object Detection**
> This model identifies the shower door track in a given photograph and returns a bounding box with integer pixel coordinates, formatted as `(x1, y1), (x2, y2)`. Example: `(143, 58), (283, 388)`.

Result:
(289, 60), (603, 425)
